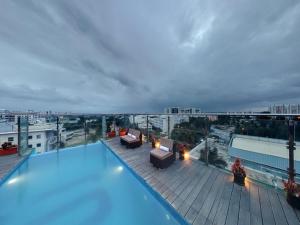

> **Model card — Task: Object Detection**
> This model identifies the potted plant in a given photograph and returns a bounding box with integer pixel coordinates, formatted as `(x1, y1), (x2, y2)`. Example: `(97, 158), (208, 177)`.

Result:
(119, 128), (127, 137)
(178, 144), (185, 160)
(107, 130), (116, 138)
(283, 179), (300, 209)
(231, 158), (246, 186)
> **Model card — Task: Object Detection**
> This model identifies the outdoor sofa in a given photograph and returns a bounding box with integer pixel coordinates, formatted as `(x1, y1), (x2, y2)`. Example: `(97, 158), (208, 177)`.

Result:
(150, 138), (175, 169)
(120, 128), (143, 148)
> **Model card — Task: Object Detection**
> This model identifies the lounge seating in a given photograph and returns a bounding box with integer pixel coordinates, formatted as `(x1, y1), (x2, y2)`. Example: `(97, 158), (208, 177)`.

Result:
(150, 138), (175, 169)
(120, 128), (143, 148)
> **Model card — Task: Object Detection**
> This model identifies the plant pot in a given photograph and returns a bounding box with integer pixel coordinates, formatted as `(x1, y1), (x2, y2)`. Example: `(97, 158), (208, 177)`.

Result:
(287, 193), (300, 209)
(179, 149), (184, 160)
(151, 141), (156, 148)
(107, 131), (116, 138)
(233, 173), (245, 186)
(119, 131), (126, 136)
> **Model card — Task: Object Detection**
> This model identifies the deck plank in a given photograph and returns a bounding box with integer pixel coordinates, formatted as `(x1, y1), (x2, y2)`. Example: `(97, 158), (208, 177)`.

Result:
(185, 170), (219, 224)
(193, 173), (225, 225)
(249, 183), (263, 225)
(238, 184), (251, 225)
(225, 184), (242, 225)
(177, 167), (213, 217)
(205, 175), (230, 224)
(258, 187), (275, 225)
(268, 190), (288, 225)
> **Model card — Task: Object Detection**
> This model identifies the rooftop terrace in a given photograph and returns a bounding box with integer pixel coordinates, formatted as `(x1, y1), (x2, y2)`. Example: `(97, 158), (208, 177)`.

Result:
(105, 137), (300, 225)
(1, 113), (300, 224)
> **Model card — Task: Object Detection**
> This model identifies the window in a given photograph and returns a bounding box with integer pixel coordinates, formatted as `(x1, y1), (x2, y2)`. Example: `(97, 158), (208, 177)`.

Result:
(36, 143), (41, 147)
(8, 137), (14, 142)
(28, 144), (32, 148)
(28, 135), (32, 140)
(36, 135), (41, 139)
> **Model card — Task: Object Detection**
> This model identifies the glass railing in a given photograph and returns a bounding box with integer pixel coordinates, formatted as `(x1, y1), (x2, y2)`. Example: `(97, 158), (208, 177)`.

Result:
(101, 113), (299, 189)
(146, 114), (299, 189)
(1, 113), (299, 189)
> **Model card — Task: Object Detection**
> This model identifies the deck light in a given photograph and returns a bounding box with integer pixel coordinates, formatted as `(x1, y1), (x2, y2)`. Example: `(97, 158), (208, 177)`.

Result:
(179, 144), (189, 160)
(155, 141), (160, 149)
(184, 152), (190, 160)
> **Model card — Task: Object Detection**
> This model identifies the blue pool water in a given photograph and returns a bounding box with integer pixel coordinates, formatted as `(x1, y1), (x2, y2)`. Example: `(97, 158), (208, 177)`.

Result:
(0, 142), (185, 225)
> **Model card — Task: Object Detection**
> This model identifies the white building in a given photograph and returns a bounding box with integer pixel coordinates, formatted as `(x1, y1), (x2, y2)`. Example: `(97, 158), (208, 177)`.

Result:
(0, 110), (52, 124)
(129, 115), (153, 131)
(0, 109), (9, 121)
(229, 135), (300, 175)
(13, 113), (40, 124)
(149, 116), (167, 134)
(0, 129), (57, 153)
(130, 113), (191, 136)
(269, 104), (300, 114)
(228, 134), (300, 186)
(164, 107), (201, 114)
(149, 115), (190, 135)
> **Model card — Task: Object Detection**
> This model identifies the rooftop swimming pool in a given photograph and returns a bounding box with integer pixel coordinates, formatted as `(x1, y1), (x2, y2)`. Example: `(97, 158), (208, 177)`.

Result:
(0, 142), (187, 225)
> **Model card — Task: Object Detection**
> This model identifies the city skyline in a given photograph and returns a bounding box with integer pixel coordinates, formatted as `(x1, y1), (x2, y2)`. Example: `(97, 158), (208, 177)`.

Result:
(0, 0), (300, 113)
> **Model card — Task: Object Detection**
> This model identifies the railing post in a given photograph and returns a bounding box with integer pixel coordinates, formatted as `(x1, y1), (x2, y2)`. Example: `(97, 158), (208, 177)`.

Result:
(102, 115), (106, 139)
(205, 116), (209, 166)
(17, 116), (29, 156)
(288, 120), (296, 182)
(113, 115), (116, 131)
(84, 118), (87, 144)
(133, 115), (135, 128)
(56, 116), (59, 150)
(167, 116), (170, 138)
(146, 115), (149, 142)
(17, 116), (21, 156)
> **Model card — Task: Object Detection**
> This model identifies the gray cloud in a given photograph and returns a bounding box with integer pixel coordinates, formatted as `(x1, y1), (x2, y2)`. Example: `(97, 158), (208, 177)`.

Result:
(0, 0), (300, 113)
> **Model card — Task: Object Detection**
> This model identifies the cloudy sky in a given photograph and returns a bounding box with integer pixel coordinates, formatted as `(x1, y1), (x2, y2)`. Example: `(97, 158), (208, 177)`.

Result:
(0, 0), (300, 113)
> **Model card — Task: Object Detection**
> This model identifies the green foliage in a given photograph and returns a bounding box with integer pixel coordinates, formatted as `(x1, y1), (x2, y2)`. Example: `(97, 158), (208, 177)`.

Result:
(63, 123), (83, 131)
(171, 129), (202, 147)
(235, 120), (289, 140)
(115, 116), (130, 127)
(199, 147), (227, 168)
(171, 117), (208, 147)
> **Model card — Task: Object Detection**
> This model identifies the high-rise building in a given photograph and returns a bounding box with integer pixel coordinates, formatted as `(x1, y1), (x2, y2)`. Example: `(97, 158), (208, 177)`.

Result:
(269, 104), (300, 114)
(164, 107), (201, 114)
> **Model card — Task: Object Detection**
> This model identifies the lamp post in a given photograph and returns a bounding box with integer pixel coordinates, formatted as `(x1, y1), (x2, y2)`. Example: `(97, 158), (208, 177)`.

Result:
(287, 120), (296, 182)
(146, 115), (149, 142)
(102, 115), (106, 139)
(84, 118), (87, 144)
(167, 116), (170, 139)
(205, 116), (209, 166)
(56, 116), (59, 150)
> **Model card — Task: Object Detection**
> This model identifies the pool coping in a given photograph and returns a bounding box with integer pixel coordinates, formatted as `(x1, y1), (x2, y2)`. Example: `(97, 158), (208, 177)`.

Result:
(102, 140), (191, 225)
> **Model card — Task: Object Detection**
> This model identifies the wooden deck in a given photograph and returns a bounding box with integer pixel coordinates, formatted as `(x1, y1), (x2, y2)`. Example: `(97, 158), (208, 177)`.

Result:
(105, 137), (300, 225)
(0, 154), (23, 181)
